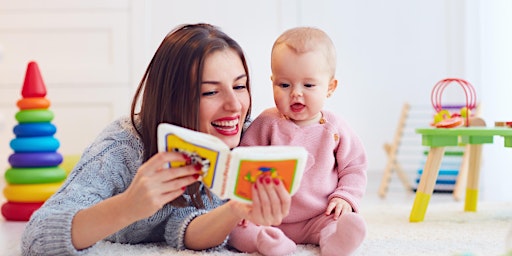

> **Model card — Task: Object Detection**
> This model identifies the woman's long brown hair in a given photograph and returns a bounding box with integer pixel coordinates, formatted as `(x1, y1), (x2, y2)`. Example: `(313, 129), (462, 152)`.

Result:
(130, 23), (252, 208)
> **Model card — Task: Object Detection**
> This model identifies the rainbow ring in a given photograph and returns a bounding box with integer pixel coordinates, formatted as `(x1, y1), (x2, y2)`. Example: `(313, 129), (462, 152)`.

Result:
(16, 97), (51, 110)
(13, 123), (57, 137)
(3, 183), (63, 202)
(5, 166), (67, 184)
(1, 201), (44, 221)
(8, 152), (63, 167)
(10, 136), (60, 152)
(15, 109), (54, 123)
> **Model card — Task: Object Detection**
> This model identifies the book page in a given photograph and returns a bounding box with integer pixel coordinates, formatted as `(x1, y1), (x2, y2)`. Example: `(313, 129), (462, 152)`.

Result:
(157, 123), (230, 190)
(226, 146), (308, 202)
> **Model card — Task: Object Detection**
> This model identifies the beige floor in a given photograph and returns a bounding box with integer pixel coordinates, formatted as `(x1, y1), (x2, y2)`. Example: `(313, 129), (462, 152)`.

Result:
(0, 170), (456, 256)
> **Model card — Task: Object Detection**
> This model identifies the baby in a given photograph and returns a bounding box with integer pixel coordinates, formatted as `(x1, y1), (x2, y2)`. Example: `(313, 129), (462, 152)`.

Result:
(228, 27), (368, 256)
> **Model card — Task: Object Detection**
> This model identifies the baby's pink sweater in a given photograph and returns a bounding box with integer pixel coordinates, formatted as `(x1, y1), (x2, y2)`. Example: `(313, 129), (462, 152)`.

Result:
(240, 108), (367, 223)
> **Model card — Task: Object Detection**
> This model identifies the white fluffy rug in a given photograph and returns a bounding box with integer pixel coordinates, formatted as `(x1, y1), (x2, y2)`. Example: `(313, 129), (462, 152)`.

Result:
(82, 201), (512, 256)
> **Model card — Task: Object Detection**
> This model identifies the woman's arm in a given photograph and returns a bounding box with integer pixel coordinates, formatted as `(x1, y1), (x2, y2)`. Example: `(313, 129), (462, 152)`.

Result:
(72, 152), (201, 249)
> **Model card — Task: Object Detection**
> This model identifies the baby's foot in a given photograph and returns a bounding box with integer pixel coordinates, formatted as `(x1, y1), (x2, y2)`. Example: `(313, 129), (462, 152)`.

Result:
(257, 227), (297, 256)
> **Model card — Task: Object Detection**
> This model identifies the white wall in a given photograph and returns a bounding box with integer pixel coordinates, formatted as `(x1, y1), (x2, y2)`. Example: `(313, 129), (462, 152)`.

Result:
(1, 0), (511, 201)
(142, 0), (465, 173)
(470, 0), (512, 201)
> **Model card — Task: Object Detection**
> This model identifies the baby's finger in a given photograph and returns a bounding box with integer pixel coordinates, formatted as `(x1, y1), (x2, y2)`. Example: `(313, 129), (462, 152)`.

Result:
(325, 201), (336, 216)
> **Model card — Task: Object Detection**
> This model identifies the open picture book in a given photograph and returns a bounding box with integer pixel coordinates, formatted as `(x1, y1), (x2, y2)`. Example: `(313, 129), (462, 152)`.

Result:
(157, 123), (308, 203)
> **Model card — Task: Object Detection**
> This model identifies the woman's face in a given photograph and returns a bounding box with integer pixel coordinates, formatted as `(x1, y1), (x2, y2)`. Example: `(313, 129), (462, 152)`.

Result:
(199, 49), (250, 149)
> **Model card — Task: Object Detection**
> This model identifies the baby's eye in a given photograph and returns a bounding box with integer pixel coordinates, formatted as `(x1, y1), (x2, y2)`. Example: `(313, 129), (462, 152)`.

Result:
(304, 83), (315, 88)
(278, 83), (290, 88)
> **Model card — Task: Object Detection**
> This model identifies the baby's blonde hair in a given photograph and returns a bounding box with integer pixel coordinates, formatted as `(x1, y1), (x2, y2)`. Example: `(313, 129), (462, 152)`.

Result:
(271, 27), (337, 76)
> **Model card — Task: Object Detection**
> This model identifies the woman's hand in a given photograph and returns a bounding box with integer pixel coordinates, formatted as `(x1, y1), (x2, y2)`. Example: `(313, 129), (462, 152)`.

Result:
(121, 151), (201, 221)
(183, 175), (291, 250)
(229, 176), (291, 226)
(72, 151), (201, 249)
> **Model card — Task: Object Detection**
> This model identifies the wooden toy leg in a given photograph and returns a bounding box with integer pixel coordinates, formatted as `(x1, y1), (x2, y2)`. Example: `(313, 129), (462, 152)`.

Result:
(464, 144), (483, 211)
(453, 144), (470, 201)
(394, 160), (413, 194)
(378, 144), (412, 198)
(410, 147), (445, 222)
(378, 145), (395, 198)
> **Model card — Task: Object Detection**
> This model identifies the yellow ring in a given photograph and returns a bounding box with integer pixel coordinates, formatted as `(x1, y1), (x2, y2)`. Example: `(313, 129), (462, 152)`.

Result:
(3, 182), (62, 202)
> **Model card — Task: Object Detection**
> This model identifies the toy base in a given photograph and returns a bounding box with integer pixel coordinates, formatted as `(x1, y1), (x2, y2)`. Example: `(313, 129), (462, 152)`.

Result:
(1, 201), (43, 221)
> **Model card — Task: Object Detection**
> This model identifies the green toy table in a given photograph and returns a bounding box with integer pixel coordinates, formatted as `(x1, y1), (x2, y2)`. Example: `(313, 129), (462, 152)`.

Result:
(410, 127), (512, 222)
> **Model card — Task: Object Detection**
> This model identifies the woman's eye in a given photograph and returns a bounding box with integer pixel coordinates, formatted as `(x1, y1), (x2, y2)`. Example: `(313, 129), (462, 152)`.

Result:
(202, 91), (218, 96)
(234, 84), (247, 90)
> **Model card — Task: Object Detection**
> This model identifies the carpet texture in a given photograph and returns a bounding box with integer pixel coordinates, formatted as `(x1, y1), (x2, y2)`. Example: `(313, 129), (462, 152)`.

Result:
(82, 201), (512, 256)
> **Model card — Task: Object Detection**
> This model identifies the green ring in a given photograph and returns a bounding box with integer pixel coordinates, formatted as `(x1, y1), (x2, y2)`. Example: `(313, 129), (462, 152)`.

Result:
(15, 109), (54, 123)
(5, 166), (66, 184)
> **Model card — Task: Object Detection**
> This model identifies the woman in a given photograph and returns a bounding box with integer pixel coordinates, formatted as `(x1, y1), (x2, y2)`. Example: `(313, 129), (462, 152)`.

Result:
(22, 23), (291, 255)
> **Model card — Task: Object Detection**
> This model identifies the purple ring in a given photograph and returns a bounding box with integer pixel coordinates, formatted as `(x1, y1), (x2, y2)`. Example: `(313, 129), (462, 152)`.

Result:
(8, 152), (63, 167)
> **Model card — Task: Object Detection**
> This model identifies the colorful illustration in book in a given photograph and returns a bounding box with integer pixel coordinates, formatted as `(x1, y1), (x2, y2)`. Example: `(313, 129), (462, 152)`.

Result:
(235, 159), (299, 201)
(164, 133), (218, 188)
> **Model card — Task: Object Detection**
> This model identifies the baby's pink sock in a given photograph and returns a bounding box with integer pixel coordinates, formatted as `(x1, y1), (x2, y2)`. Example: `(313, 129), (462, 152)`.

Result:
(228, 225), (258, 253)
(256, 227), (297, 256)
(319, 212), (367, 256)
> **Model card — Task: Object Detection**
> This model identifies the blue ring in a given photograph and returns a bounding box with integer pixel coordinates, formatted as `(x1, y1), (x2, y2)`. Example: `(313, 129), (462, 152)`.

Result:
(8, 152), (63, 167)
(10, 137), (60, 152)
(13, 123), (57, 137)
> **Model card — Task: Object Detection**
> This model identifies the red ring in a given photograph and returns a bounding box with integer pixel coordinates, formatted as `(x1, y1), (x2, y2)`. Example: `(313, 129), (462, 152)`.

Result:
(1, 201), (44, 221)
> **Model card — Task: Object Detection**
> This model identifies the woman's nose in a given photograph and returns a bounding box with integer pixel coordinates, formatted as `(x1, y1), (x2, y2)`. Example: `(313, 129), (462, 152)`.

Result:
(224, 91), (242, 111)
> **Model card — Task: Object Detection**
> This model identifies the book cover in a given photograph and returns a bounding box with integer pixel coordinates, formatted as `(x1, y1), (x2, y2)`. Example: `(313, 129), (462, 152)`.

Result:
(157, 123), (307, 203)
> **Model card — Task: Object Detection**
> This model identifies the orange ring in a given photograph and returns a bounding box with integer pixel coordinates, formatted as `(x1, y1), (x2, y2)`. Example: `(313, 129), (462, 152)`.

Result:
(16, 97), (50, 110)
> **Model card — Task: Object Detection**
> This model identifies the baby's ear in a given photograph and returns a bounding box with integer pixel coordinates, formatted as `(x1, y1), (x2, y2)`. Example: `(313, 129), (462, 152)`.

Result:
(327, 78), (338, 97)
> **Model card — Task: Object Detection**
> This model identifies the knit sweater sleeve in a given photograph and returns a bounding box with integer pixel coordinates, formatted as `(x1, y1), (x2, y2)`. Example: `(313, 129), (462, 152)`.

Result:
(326, 112), (368, 213)
(21, 118), (144, 255)
(163, 193), (229, 251)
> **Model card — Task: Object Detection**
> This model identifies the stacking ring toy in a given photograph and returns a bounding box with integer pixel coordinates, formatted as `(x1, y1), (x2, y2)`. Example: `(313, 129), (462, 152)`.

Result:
(431, 78), (477, 127)
(1, 201), (44, 221)
(15, 109), (54, 123)
(16, 97), (51, 110)
(10, 136), (60, 152)
(13, 123), (56, 137)
(9, 152), (63, 167)
(5, 166), (67, 184)
(3, 183), (62, 202)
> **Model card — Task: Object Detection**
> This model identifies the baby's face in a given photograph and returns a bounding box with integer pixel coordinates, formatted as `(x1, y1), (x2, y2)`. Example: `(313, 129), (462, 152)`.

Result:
(271, 46), (337, 127)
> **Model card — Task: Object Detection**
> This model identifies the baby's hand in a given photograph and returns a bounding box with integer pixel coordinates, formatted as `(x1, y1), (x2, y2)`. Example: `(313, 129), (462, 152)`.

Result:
(325, 197), (352, 220)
